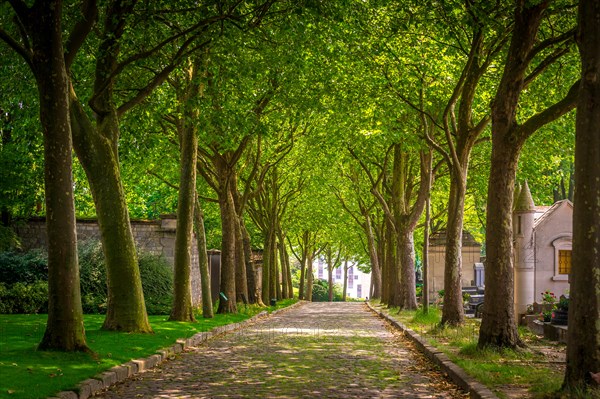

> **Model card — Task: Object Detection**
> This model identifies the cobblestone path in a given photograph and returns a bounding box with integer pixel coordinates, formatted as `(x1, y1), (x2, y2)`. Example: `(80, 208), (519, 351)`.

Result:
(96, 302), (467, 398)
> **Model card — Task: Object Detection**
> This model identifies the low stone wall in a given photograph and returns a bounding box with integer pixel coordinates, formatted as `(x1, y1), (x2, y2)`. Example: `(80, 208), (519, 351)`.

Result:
(14, 216), (202, 306)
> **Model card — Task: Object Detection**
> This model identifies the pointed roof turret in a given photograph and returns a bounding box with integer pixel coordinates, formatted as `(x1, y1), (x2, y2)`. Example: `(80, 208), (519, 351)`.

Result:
(513, 182), (522, 210)
(515, 180), (536, 212)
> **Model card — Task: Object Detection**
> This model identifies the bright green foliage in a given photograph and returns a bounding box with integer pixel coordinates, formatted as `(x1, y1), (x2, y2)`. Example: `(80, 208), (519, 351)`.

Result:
(311, 279), (343, 302)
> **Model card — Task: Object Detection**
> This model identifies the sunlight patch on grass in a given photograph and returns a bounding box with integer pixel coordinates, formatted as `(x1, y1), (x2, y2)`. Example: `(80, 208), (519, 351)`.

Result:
(369, 301), (565, 398)
(0, 299), (297, 399)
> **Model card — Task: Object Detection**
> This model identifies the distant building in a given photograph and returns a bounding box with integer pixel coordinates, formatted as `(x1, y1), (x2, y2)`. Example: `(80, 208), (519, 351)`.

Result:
(513, 181), (573, 317)
(426, 230), (483, 300)
(315, 259), (371, 299)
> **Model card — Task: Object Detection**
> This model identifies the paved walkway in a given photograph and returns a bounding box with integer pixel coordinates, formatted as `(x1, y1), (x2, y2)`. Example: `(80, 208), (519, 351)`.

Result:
(96, 302), (468, 398)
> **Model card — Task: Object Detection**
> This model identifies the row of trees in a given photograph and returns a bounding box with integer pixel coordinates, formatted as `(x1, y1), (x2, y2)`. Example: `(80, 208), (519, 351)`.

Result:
(0, 0), (597, 393)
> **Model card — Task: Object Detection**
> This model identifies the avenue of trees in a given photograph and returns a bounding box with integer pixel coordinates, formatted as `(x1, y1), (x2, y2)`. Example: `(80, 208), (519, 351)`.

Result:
(0, 0), (598, 393)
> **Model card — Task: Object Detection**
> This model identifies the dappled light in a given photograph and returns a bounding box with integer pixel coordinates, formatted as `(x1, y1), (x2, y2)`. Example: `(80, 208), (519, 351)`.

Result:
(95, 303), (467, 398)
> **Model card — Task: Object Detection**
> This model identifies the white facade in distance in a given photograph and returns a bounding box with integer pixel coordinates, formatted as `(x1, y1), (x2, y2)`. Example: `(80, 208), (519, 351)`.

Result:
(315, 258), (372, 299)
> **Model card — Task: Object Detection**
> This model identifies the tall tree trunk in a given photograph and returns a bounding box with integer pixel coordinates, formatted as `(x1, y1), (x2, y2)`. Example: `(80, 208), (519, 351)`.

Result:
(298, 252), (306, 301)
(194, 195), (213, 318)
(278, 234), (289, 299)
(169, 105), (198, 322)
(305, 253), (315, 301)
(217, 186), (237, 314)
(563, 0), (600, 390)
(269, 232), (278, 301)
(478, 0), (577, 348)
(241, 221), (261, 305)
(423, 193), (431, 313)
(365, 213), (382, 299)
(478, 144), (522, 348)
(342, 260), (348, 301)
(387, 220), (402, 308)
(328, 261), (334, 302)
(442, 174), (467, 325)
(283, 242), (294, 298)
(261, 230), (273, 304)
(382, 219), (394, 305)
(70, 103), (151, 332)
(67, 1), (151, 333)
(398, 230), (418, 310)
(26, 0), (88, 351)
(234, 213), (248, 304)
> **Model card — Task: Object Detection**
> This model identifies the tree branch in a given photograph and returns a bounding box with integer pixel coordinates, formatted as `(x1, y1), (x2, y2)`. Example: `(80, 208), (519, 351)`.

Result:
(65, 0), (98, 70)
(517, 79), (579, 142)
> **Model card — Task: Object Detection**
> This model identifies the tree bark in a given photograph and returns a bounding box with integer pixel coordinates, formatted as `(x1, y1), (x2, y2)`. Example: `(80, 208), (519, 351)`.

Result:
(423, 193), (431, 313)
(563, 0), (600, 390)
(342, 260), (348, 301)
(298, 250), (306, 301)
(241, 221), (261, 305)
(478, 0), (577, 348)
(478, 146), (522, 348)
(327, 250), (334, 302)
(70, 99), (151, 332)
(364, 213), (382, 299)
(278, 233), (290, 299)
(67, 1), (151, 332)
(17, 0), (89, 351)
(305, 253), (315, 301)
(194, 195), (213, 318)
(169, 87), (198, 322)
(398, 231), (418, 310)
(261, 229), (273, 304)
(442, 174), (467, 325)
(234, 212), (248, 304)
(217, 182), (237, 314)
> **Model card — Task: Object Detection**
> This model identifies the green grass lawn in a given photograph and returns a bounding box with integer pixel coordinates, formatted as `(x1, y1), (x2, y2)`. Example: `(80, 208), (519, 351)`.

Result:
(370, 301), (565, 399)
(0, 299), (297, 399)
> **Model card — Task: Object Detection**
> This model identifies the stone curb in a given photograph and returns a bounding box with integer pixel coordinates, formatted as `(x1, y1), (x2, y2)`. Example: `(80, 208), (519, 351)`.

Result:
(366, 302), (499, 399)
(51, 300), (305, 399)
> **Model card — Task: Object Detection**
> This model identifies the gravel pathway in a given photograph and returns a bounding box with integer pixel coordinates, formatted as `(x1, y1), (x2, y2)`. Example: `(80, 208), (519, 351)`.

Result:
(95, 302), (468, 398)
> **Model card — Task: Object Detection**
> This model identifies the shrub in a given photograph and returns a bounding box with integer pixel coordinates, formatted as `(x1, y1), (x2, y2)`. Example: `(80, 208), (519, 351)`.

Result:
(311, 279), (343, 302)
(0, 250), (48, 285)
(138, 252), (173, 315)
(78, 240), (108, 313)
(0, 225), (21, 252)
(77, 240), (174, 315)
(0, 240), (174, 315)
(0, 281), (48, 314)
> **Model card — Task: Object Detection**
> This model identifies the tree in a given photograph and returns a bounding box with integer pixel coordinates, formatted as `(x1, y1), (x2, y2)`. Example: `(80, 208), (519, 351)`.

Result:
(563, 0), (600, 391)
(0, 0), (90, 351)
(168, 58), (202, 322)
(478, 0), (578, 349)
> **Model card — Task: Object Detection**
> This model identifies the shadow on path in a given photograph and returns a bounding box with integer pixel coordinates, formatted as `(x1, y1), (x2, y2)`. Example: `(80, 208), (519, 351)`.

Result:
(96, 302), (468, 399)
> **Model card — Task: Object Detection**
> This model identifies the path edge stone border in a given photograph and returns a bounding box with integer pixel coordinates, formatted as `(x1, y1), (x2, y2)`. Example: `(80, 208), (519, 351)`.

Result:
(366, 301), (499, 399)
(48, 300), (306, 399)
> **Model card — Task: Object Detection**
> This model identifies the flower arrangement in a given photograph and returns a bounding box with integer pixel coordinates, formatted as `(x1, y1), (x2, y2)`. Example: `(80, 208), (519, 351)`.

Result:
(541, 290), (557, 305)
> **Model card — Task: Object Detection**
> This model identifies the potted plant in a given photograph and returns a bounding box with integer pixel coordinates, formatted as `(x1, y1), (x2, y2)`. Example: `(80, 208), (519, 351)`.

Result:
(551, 296), (569, 325)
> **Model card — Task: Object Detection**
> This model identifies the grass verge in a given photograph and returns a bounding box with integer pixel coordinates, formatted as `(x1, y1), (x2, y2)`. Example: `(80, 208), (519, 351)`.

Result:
(0, 298), (297, 399)
(369, 300), (566, 399)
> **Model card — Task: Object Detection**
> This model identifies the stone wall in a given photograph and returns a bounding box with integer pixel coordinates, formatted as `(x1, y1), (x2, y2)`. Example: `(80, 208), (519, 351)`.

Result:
(14, 216), (203, 306)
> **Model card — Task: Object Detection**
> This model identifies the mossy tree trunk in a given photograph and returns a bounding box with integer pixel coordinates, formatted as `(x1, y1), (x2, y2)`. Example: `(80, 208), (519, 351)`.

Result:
(3, 0), (90, 351)
(67, 1), (153, 333)
(194, 195), (213, 318)
(479, 0), (578, 348)
(169, 63), (200, 322)
(241, 220), (261, 304)
(563, 0), (600, 390)
(365, 212), (382, 299)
